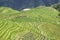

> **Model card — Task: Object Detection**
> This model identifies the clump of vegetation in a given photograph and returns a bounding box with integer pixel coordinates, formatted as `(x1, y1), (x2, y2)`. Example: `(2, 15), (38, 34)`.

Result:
(52, 3), (60, 17)
(52, 3), (60, 11)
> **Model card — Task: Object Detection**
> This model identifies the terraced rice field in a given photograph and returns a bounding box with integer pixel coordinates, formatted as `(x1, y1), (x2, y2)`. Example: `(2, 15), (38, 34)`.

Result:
(0, 6), (60, 40)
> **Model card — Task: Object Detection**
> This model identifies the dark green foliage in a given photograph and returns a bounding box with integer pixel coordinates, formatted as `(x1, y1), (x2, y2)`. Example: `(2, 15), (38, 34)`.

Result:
(52, 3), (60, 11)
(58, 13), (60, 16)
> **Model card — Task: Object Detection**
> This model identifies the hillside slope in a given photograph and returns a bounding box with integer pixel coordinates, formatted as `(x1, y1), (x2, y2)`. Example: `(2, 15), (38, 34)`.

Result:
(0, 6), (60, 40)
(0, 0), (58, 10)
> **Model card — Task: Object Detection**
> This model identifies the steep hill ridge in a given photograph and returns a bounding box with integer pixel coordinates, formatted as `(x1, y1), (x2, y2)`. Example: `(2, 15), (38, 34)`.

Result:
(0, 0), (58, 10)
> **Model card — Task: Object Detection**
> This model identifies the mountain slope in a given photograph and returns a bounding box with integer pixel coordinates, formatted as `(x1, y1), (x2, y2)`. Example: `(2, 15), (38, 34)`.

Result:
(0, 6), (60, 40)
(0, 0), (58, 10)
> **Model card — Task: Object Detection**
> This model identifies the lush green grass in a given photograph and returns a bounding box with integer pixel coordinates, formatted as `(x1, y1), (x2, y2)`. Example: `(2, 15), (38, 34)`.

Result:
(0, 6), (60, 40)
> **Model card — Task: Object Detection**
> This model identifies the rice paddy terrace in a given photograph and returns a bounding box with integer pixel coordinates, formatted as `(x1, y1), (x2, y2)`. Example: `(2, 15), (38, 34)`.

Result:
(0, 6), (60, 40)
